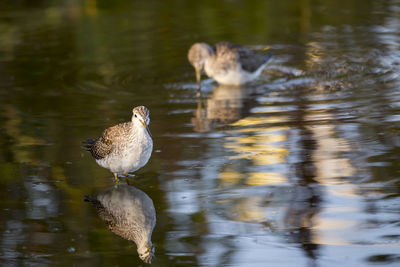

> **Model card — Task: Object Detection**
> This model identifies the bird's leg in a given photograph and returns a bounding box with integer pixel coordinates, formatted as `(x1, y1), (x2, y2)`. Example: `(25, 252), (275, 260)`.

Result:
(124, 173), (130, 185)
(113, 173), (118, 184)
(195, 68), (201, 93)
(197, 86), (203, 101)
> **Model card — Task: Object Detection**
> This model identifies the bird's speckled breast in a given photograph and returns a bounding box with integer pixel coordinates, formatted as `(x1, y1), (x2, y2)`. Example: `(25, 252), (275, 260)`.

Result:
(96, 125), (153, 174)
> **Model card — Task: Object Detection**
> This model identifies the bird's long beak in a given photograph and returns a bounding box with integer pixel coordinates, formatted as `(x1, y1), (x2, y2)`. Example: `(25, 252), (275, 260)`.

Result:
(195, 67), (201, 89)
(141, 121), (152, 138)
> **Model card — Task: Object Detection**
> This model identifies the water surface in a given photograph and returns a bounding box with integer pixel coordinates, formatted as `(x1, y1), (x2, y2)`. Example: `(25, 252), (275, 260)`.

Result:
(0, 0), (400, 266)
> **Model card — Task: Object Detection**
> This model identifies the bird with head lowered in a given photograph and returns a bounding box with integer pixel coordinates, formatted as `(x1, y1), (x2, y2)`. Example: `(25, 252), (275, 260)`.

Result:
(188, 42), (273, 87)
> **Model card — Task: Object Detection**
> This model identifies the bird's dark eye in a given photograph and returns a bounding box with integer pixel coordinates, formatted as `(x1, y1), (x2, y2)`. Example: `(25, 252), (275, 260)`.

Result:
(134, 114), (137, 117)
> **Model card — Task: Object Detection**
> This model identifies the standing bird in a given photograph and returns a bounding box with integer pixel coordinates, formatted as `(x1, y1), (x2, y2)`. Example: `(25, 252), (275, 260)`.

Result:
(83, 106), (153, 183)
(187, 42), (273, 87)
(85, 184), (156, 264)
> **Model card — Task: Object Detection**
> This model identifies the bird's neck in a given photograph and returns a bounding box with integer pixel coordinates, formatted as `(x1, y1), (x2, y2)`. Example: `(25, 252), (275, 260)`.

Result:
(134, 122), (152, 142)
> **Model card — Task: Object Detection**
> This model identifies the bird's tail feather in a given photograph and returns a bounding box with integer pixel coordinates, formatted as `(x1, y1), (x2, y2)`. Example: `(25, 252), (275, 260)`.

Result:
(84, 194), (98, 204)
(82, 138), (95, 151)
(264, 52), (273, 64)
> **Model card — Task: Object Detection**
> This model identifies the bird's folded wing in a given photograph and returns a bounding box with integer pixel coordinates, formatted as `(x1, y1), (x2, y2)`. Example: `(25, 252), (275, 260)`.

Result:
(215, 42), (271, 73)
(89, 127), (115, 159)
(214, 42), (241, 71)
(237, 47), (271, 73)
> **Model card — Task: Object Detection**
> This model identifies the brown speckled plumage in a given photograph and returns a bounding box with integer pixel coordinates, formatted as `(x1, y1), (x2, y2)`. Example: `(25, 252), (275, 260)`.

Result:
(83, 106), (153, 178)
(84, 122), (132, 160)
(212, 42), (272, 73)
(84, 184), (156, 264)
(188, 42), (273, 85)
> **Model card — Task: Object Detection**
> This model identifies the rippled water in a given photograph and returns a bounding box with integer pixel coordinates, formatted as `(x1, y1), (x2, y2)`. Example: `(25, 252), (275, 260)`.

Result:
(1, 1), (400, 266)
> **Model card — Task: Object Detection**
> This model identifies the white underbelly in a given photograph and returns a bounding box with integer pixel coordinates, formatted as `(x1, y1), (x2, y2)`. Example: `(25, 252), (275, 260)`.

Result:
(97, 141), (153, 174)
(212, 70), (250, 85)
(207, 62), (267, 85)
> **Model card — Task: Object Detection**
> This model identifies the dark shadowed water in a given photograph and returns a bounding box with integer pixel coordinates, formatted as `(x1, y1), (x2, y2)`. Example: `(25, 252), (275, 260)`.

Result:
(1, 0), (400, 266)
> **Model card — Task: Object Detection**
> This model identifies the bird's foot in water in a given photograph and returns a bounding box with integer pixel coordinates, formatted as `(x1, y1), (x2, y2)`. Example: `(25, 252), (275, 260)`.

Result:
(124, 173), (130, 185)
(124, 173), (137, 184)
(113, 173), (136, 184)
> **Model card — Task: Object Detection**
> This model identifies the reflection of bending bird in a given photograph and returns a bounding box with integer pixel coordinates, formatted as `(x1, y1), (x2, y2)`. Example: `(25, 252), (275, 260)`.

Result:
(192, 85), (256, 132)
(85, 184), (156, 264)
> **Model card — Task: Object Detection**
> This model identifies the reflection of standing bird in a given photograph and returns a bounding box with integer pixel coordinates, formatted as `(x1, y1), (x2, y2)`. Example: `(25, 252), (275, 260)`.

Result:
(83, 106), (153, 183)
(85, 184), (156, 264)
(188, 42), (273, 86)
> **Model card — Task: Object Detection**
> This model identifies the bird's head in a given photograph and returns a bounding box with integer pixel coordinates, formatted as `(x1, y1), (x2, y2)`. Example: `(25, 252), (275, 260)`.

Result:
(137, 243), (155, 264)
(132, 106), (152, 137)
(187, 43), (214, 86)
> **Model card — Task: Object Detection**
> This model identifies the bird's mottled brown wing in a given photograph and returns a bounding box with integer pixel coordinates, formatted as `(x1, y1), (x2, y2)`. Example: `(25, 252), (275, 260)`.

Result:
(84, 122), (131, 160)
(90, 136), (113, 159)
(213, 42), (242, 71)
(215, 42), (272, 73)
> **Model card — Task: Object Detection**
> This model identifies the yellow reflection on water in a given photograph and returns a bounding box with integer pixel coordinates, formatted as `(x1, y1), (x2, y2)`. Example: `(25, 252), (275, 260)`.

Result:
(216, 110), (290, 222)
(253, 150), (287, 165)
(308, 119), (355, 182)
(231, 115), (289, 127)
(246, 172), (287, 186)
(301, 96), (357, 246)
(235, 126), (289, 133)
(232, 196), (265, 222)
(219, 87), (359, 242)
(313, 216), (355, 245)
(3, 105), (47, 164)
(219, 171), (243, 185)
(223, 112), (289, 189)
(226, 133), (287, 144)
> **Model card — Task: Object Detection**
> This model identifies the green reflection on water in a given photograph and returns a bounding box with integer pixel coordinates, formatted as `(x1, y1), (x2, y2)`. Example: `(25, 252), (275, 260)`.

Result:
(0, 0), (399, 266)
